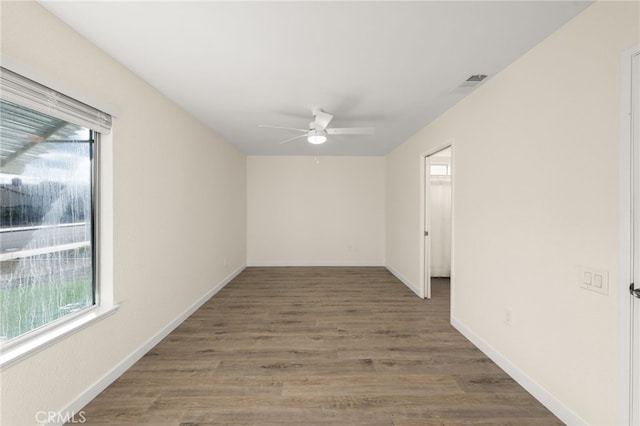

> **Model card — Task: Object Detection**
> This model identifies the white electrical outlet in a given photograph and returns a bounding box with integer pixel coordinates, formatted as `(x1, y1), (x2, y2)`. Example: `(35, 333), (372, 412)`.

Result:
(580, 266), (609, 295)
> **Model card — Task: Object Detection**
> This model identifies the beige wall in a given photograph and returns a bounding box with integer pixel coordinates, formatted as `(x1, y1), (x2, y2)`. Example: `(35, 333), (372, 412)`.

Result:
(0, 2), (246, 425)
(386, 2), (639, 424)
(248, 156), (385, 266)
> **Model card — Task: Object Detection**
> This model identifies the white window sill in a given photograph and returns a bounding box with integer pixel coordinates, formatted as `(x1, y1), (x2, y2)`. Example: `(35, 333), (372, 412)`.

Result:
(0, 304), (119, 370)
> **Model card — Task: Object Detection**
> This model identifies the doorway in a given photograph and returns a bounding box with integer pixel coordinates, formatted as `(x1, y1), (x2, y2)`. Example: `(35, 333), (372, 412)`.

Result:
(620, 46), (639, 425)
(630, 49), (640, 426)
(423, 146), (452, 299)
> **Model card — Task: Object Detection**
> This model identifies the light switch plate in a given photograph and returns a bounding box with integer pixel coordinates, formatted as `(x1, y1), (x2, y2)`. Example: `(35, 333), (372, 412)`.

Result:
(580, 266), (609, 295)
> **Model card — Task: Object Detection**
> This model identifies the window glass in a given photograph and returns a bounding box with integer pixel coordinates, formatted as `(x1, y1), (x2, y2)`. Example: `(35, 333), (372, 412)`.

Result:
(430, 163), (449, 176)
(0, 99), (95, 343)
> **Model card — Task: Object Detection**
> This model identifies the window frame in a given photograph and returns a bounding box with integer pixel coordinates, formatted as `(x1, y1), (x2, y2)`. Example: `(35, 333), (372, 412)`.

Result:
(0, 66), (117, 370)
(91, 130), (99, 307)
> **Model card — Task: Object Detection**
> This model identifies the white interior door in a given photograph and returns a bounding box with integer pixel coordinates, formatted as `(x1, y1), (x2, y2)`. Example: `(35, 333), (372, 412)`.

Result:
(424, 146), (453, 299)
(631, 50), (640, 426)
(424, 155), (432, 299)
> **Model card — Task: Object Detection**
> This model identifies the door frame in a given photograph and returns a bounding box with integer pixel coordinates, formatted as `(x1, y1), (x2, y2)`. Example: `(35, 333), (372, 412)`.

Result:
(619, 44), (639, 426)
(420, 141), (454, 300)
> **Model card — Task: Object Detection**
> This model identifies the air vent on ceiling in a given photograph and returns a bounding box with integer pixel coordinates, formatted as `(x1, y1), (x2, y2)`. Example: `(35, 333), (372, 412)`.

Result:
(452, 74), (489, 91)
(466, 74), (487, 82)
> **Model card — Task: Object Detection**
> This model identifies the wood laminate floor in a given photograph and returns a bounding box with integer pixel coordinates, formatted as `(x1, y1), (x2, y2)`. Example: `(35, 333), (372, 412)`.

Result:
(77, 267), (562, 425)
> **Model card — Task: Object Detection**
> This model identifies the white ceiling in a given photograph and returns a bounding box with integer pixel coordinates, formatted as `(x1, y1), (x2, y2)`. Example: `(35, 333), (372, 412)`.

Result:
(40, 1), (591, 156)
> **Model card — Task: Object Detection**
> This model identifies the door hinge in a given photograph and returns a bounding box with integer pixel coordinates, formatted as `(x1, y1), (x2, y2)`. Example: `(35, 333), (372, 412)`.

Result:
(424, 231), (429, 236)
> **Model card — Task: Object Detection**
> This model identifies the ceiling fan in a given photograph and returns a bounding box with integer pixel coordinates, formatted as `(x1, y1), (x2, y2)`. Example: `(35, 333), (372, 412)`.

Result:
(259, 108), (375, 145)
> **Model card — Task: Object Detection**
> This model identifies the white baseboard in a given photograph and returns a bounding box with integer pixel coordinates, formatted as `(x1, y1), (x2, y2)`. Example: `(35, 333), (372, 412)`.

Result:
(451, 316), (586, 426)
(247, 260), (384, 267)
(52, 264), (246, 426)
(385, 264), (422, 298)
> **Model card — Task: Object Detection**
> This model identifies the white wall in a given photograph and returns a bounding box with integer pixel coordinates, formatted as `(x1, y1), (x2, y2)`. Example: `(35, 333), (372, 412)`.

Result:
(0, 2), (246, 425)
(386, 2), (639, 424)
(248, 156), (385, 266)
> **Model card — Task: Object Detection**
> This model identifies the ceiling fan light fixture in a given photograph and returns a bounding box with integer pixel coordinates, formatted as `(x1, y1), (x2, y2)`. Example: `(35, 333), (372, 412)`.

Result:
(308, 135), (327, 144)
(307, 129), (327, 145)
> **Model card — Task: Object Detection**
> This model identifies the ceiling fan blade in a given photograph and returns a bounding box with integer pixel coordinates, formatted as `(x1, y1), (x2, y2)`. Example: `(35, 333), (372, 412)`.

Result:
(258, 124), (307, 133)
(314, 110), (334, 131)
(327, 127), (376, 135)
(279, 134), (308, 145)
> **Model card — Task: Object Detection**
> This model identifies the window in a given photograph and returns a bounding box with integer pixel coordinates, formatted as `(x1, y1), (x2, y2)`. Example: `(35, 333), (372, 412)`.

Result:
(430, 163), (450, 176)
(0, 67), (112, 355)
